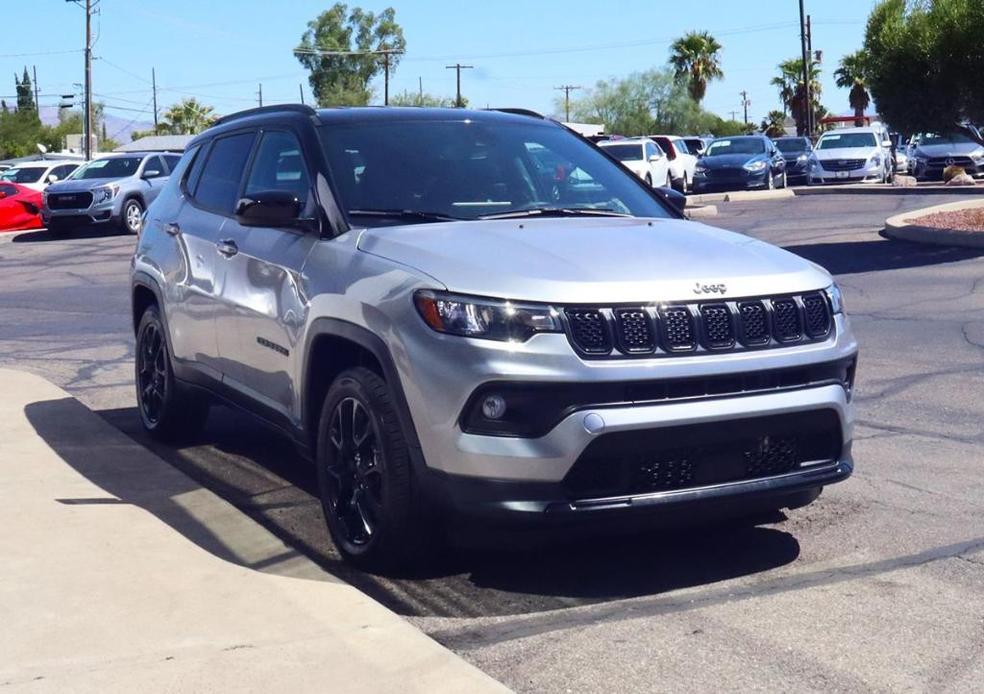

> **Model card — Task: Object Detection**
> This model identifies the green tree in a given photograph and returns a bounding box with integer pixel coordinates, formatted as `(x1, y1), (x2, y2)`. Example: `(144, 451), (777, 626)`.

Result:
(389, 90), (458, 108)
(864, 0), (984, 133)
(772, 57), (822, 135)
(157, 98), (216, 135)
(761, 110), (787, 138)
(14, 67), (36, 115)
(834, 51), (871, 127)
(295, 3), (406, 107)
(669, 31), (724, 103)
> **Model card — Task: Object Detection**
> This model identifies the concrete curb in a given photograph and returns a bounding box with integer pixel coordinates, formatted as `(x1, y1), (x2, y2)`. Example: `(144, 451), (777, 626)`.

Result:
(688, 188), (794, 205)
(883, 199), (984, 249)
(686, 204), (718, 219)
(0, 368), (508, 693)
(793, 183), (982, 196)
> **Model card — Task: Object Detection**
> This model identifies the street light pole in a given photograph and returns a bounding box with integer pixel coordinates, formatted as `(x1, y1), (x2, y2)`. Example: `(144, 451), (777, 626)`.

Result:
(799, 0), (812, 138)
(84, 0), (93, 159)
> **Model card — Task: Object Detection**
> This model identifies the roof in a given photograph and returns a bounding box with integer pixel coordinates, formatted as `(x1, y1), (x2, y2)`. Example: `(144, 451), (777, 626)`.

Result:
(114, 135), (193, 153)
(598, 137), (651, 144)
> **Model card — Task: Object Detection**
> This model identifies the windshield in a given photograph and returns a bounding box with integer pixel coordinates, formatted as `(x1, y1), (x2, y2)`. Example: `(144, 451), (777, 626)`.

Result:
(599, 143), (645, 162)
(816, 133), (877, 150)
(0, 167), (45, 184)
(69, 157), (142, 180)
(775, 139), (809, 154)
(319, 120), (673, 224)
(706, 138), (765, 156)
(917, 132), (976, 146)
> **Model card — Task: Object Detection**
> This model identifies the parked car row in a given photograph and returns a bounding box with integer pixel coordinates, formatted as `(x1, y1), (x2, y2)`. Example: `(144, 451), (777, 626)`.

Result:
(0, 160), (80, 191)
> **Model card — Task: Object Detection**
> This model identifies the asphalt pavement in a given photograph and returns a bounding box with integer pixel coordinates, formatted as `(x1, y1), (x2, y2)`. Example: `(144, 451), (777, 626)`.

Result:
(1, 189), (982, 692)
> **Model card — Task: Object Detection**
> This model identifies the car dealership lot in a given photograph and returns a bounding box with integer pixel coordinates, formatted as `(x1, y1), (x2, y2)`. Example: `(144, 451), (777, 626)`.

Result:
(1, 192), (982, 691)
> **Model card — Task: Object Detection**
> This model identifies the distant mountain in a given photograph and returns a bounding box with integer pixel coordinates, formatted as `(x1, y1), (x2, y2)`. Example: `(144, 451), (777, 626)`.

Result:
(39, 106), (154, 146)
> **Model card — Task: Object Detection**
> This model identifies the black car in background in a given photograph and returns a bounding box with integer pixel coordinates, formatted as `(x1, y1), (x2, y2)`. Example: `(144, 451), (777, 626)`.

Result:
(773, 136), (817, 185)
(692, 135), (787, 193)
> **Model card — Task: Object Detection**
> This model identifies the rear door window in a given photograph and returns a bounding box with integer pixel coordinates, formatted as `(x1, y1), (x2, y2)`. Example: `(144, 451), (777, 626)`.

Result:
(192, 132), (256, 214)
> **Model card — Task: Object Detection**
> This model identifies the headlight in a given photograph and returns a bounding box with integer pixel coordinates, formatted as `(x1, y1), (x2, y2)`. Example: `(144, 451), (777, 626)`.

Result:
(869, 155), (882, 167)
(970, 147), (984, 161)
(93, 185), (119, 204)
(743, 160), (768, 172)
(694, 165), (708, 174)
(797, 154), (809, 162)
(414, 290), (562, 342)
(825, 283), (844, 314)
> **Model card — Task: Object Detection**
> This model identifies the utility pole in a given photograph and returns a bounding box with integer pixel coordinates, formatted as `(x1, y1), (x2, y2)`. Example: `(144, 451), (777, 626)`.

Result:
(257, 83), (263, 107)
(554, 85), (581, 122)
(445, 63), (473, 108)
(799, 0), (812, 138)
(32, 65), (39, 112)
(729, 110), (739, 122)
(740, 90), (750, 125)
(382, 52), (391, 105)
(151, 68), (158, 130)
(418, 76), (423, 100)
(298, 84), (305, 105)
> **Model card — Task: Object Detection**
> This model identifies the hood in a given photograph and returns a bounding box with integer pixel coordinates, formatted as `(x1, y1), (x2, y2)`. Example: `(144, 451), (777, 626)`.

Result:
(815, 147), (877, 161)
(913, 142), (982, 157)
(699, 153), (766, 169)
(46, 177), (122, 193)
(356, 217), (831, 304)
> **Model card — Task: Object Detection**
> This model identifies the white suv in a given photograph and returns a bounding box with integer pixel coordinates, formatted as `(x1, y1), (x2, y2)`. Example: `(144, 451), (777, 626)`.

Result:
(0, 160), (80, 191)
(599, 138), (671, 188)
(811, 126), (893, 184)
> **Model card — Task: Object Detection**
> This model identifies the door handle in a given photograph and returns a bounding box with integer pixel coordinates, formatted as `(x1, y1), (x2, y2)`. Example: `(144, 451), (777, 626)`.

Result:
(164, 222), (180, 236)
(217, 239), (239, 257)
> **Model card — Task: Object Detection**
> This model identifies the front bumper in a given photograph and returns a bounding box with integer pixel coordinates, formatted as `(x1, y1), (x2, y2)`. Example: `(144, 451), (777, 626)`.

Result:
(913, 160), (984, 180)
(812, 162), (884, 184)
(692, 167), (770, 192)
(42, 198), (121, 227)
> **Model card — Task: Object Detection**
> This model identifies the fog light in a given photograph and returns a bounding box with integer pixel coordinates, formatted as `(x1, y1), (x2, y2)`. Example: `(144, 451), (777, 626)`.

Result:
(481, 394), (507, 420)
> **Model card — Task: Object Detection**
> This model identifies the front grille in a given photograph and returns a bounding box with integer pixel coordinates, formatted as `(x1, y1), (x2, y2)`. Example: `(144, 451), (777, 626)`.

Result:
(707, 167), (745, 179)
(563, 410), (842, 499)
(565, 309), (611, 354)
(614, 309), (655, 353)
(700, 304), (735, 348)
(564, 292), (832, 358)
(928, 156), (972, 167)
(771, 298), (802, 342)
(46, 192), (93, 210)
(821, 159), (865, 172)
(802, 293), (831, 338)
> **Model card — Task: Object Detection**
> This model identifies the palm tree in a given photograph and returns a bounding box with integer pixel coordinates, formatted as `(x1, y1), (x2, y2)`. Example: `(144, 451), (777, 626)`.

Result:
(834, 51), (871, 127)
(160, 98), (216, 135)
(761, 110), (787, 138)
(669, 31), (724, 103)
(772, 58), (822, 135)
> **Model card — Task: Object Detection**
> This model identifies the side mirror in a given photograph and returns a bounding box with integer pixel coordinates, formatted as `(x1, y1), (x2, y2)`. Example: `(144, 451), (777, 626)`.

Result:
(235, 190), (303, 227)
(648, 154), (661, 162)
(142, 169), (161, 179)
(882, 140), (892, 148)
(46, 174), (59, 184)
(653, 186), (686, 214)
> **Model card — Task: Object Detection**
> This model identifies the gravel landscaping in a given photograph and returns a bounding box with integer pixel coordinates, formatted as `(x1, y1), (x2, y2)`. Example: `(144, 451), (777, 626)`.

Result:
(907, 207), (984, 231)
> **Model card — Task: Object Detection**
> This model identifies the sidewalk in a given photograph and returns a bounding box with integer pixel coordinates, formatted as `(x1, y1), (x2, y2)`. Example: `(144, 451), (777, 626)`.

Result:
(0, 368), (507, 693)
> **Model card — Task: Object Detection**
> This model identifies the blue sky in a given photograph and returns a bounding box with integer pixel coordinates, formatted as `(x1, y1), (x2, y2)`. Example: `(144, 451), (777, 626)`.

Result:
(2, 0), (876, 131)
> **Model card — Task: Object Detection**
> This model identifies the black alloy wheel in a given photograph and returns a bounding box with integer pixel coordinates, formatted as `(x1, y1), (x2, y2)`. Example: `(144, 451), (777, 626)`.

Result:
(136, 319), (168, 427)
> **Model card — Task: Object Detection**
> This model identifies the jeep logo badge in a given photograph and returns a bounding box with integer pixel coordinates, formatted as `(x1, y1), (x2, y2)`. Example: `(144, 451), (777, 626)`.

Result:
(693, 282), (727, 295)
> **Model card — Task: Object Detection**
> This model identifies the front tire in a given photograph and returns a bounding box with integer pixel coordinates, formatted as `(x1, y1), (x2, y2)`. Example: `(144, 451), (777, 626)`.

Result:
(135, 304), (209, 441)
(316, 367), (430, 572)
(644, 174), (652, 187)
(121, 198), (144, 235)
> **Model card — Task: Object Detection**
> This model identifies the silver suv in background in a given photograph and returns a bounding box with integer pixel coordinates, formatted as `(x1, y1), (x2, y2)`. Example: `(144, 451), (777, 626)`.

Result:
(42, 152), (181, 235)
(132, 106), (858, 571)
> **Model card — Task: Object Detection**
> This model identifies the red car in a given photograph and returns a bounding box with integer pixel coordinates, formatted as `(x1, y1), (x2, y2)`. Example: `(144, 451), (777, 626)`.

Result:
(0, 182), (43, 232)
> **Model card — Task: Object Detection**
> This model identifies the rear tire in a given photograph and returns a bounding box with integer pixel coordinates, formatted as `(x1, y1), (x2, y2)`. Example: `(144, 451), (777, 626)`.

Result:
(134, 304), (209, 442)
(316, 367), (432, 573)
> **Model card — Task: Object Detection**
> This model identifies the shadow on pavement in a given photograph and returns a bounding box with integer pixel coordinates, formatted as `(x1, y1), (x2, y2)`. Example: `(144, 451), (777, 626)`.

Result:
(783, 236), (984, 275)
(11, 226), (128, 243)
(78, 402), (801, 617)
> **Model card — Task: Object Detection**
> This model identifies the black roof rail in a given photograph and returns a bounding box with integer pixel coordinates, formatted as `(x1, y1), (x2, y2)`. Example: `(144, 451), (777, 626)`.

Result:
(487, 108), (546, 119)
(214, 103), (317, 126)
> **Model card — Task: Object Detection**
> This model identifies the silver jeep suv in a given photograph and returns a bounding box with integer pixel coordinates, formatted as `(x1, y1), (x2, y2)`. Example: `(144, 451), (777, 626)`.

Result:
(43, 151), (181, 235)
(131, 106), (858, 570)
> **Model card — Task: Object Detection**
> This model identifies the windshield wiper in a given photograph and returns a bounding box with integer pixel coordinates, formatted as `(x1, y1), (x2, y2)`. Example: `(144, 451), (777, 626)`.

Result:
(348, 209), (464, 223)
(478, 207), (632, 220)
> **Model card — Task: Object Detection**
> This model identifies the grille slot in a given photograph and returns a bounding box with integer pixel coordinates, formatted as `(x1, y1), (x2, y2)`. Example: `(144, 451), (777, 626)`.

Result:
(821, 159), (865, 172)
(738, 301), (770, 345)
(659, 307), (696, 351)
(614, 309), (656, 353)
(771, 298), (802, 342)
(699, 304), (735, 348)
(801, 293), (831, 338)
(566, 309), (612, 354)
(47, 192), (93, 210)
